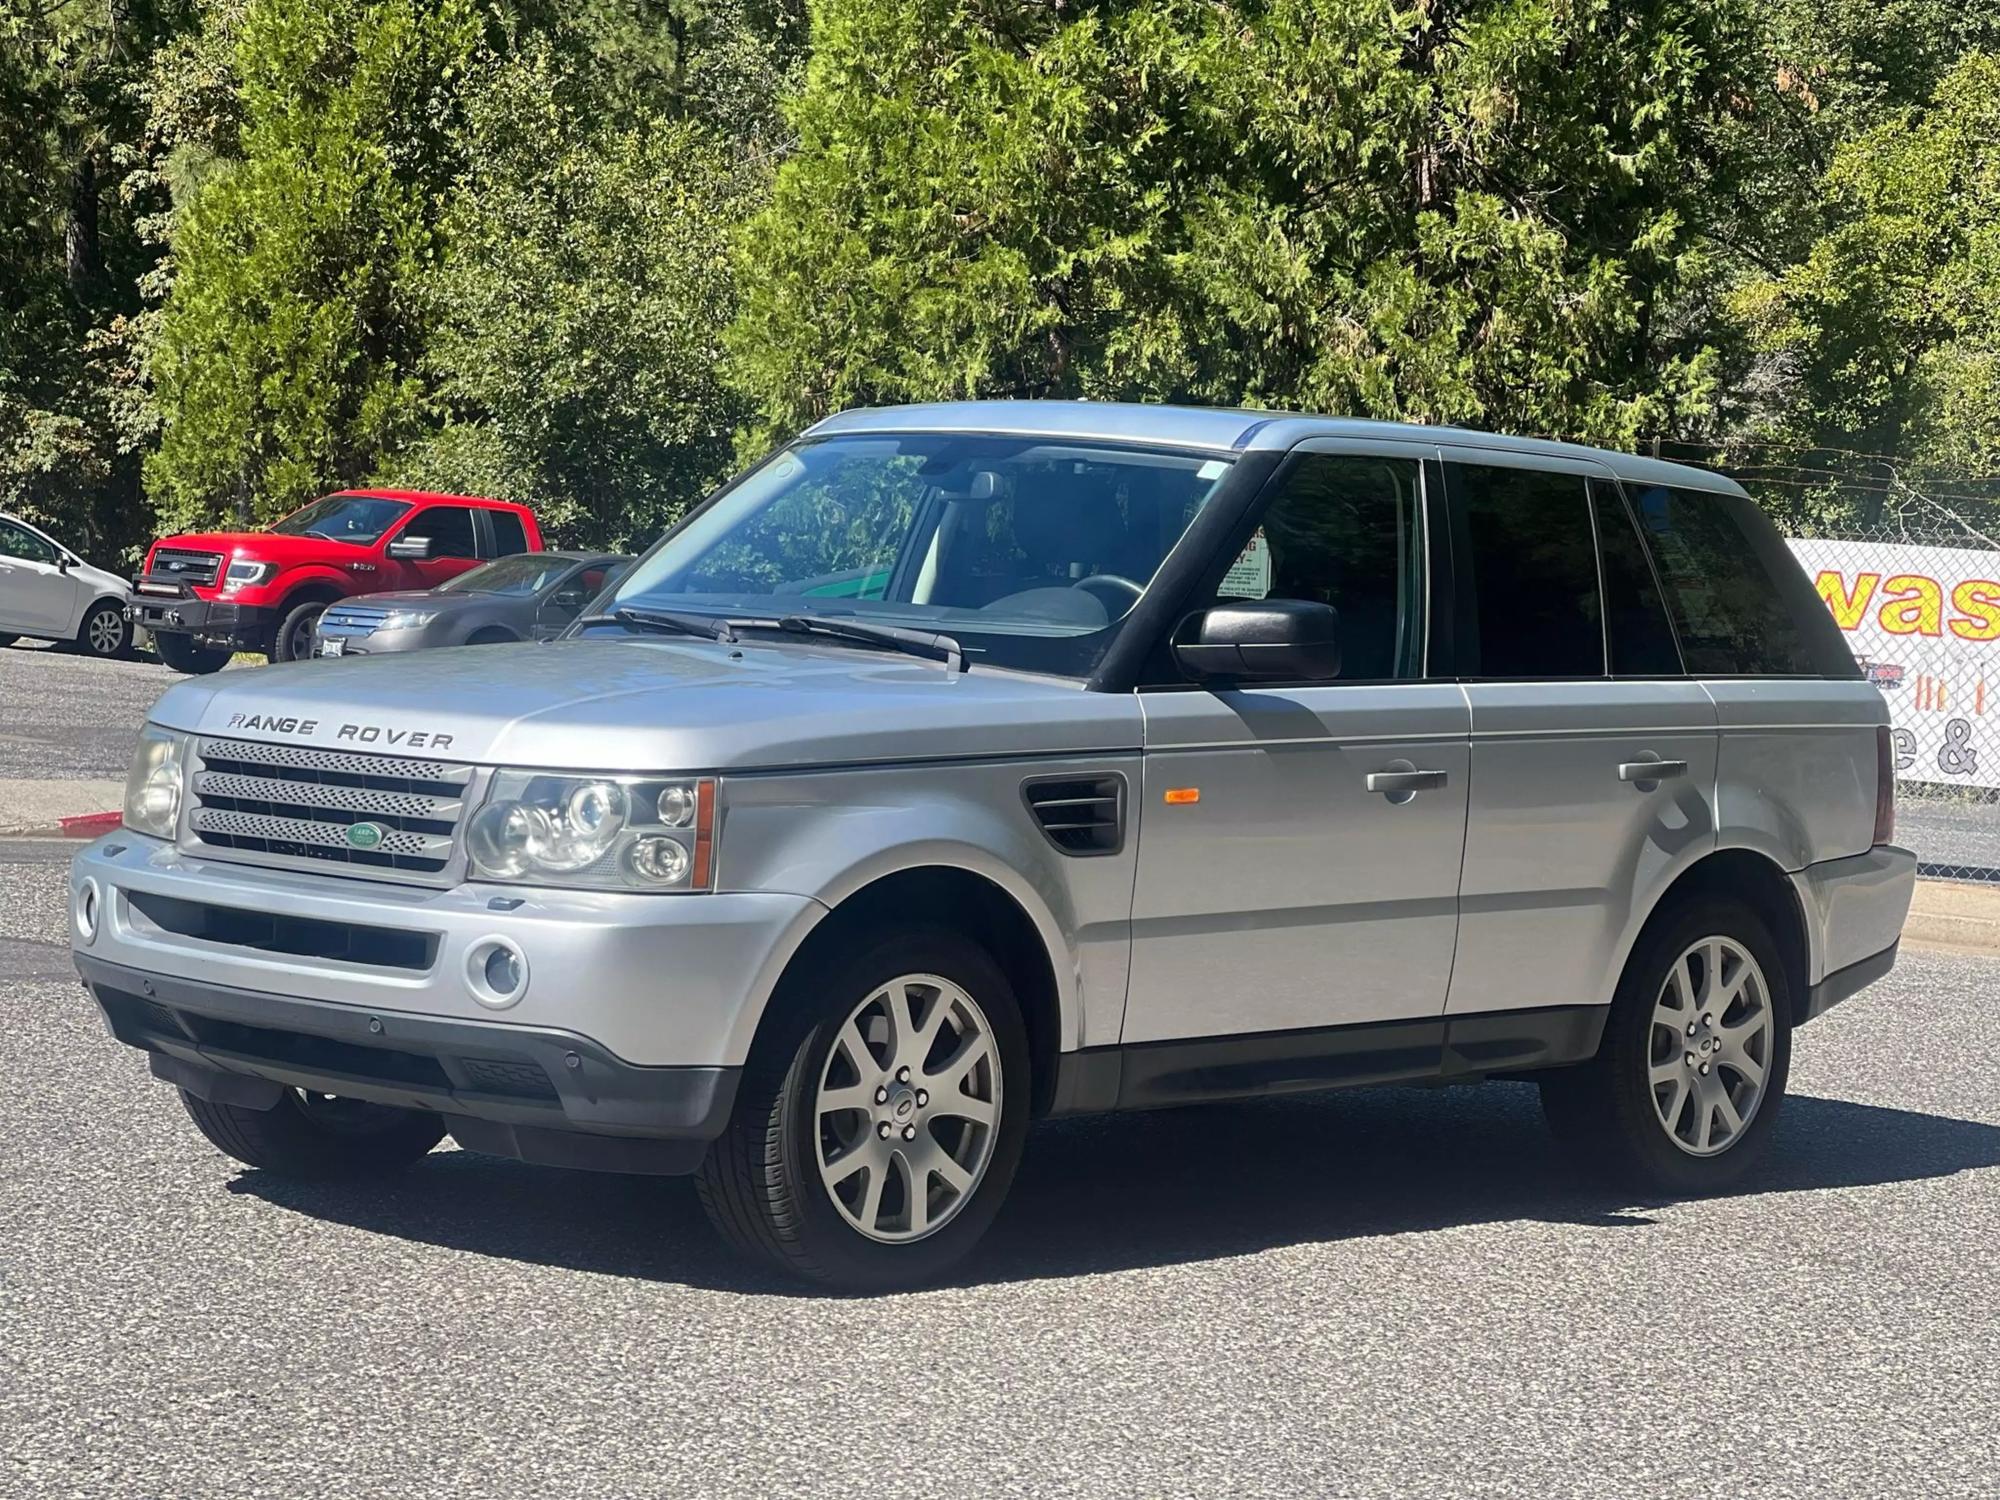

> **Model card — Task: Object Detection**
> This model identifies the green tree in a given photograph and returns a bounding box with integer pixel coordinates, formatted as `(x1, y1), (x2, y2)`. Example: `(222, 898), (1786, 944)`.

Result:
(388, 39), (766, 546)
(143, 0), (480, 532)
(731, 0), (1764, 451)
(1735, 52), (2000, 500)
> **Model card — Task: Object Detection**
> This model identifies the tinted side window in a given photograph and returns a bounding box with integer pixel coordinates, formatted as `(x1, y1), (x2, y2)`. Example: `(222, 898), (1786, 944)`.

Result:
(1450, 464), (1603, 678)
(1626, 485), (1816, 675)
(1207, 453), (1425, 680)
(1590, 479), (1682, 676)
(407, 506), (479, 559)
(489, 510), (529, 557)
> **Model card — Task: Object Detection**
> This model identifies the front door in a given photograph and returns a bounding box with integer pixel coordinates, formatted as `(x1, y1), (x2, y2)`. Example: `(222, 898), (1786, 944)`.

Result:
(1125, 446), (1470, 1045)
(0, 518), (80, 635)
(1441, 456), (1719, 1019)
(384, 506), (483, 590)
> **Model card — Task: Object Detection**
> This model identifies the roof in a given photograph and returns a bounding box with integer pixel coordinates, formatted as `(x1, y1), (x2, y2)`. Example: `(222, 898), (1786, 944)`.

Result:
(330, 488), (523, 509)
(805, 401), (1745, 495)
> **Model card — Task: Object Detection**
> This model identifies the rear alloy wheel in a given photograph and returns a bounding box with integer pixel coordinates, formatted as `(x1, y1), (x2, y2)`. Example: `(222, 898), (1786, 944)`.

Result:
(1541, 897), (1793, 1195)
(696, 929), (1029, 1290)
(73, 600), (132, 659)
(179, 1087), (446, 1177)
(270, 599), (327, 662)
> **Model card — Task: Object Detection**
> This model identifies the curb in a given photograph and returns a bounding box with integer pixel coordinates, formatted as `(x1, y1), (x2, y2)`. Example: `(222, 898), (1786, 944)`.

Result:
(1902, 878), (2000, 957)
(0, 811), (122, 840)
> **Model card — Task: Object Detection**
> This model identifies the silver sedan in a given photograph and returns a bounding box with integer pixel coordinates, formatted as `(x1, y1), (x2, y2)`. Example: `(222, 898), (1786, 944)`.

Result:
(310, 552), (629, 658)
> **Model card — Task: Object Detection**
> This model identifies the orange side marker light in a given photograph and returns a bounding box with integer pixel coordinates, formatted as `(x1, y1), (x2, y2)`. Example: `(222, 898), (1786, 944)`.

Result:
(1163, 787), (1201, 806)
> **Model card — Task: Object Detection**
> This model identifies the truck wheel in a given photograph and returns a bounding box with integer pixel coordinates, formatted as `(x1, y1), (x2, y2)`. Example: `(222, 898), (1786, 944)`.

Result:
(179, 1088), (445, 1177)
(271, 599), (327, 662)
(696, 928), (1030, 1290)
(72, 599), (133, 659)
(153, 631), (232, 675)
(1541, 897), (1793, 1195)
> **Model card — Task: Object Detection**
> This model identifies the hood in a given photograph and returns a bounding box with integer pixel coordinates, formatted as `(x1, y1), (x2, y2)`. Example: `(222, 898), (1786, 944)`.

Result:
(144, 636), (1140, 771)
(335, 588), (452, 610)
(152, 531), (373, 565)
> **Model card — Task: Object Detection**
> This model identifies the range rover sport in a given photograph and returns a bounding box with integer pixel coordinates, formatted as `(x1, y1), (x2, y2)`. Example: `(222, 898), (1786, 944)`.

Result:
(70, 402), (1916, 1289)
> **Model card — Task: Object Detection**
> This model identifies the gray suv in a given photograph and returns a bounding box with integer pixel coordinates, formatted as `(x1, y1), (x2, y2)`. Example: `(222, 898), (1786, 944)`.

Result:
(70, 402), (1916, 1289)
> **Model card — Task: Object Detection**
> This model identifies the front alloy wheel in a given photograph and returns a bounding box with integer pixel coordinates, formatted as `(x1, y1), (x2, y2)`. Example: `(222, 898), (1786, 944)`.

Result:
(814, 974), (1003, 1243)
(697, 928), (1029, 1290)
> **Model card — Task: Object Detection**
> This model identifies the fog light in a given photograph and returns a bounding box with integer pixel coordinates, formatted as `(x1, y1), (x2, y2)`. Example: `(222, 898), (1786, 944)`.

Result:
(74, 879), (101, 945)
(465, 936), (529, 1009)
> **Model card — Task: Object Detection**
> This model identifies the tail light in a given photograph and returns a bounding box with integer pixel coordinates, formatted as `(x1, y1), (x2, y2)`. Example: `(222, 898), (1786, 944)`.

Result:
(1873, 725), (1896, 845)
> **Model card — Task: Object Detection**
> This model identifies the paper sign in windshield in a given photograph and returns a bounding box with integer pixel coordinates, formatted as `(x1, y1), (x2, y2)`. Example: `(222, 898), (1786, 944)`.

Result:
(1221, 529), (1272, 599)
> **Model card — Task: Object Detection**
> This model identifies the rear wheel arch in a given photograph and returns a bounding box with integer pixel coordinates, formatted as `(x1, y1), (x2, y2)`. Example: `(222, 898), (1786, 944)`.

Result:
(748, 865), (1065, 1118)
(1629, 849), (1811, 1024)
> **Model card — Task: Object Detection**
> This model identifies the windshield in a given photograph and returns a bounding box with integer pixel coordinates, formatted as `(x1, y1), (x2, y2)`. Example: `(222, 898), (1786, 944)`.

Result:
(442, 554), (587, 596)
(608, 435), (1234, 676)
(272, 493), (413, 545)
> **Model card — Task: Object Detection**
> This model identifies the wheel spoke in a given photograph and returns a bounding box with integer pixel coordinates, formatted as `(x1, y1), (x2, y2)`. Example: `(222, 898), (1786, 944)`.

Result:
(856, 1159), (889, 1232)
(1720, 1049), (1765, 1090)
(929, 1141), (974, 1194)
(1692, 1087), (1717, 1151)
(1714, 1086), (1745, 1140)
(818, 1083), (873, 1116)
(899, 1151), (929, 1236)
(836, 1016), (877, 1078)
(931, 1092), (996, 1125)
(1658, 1074), (1692, 1138)
(1650, 1055), (1687, 1088)
(823, 1142), (873, 1188)
(930, 1031), (994, 1092)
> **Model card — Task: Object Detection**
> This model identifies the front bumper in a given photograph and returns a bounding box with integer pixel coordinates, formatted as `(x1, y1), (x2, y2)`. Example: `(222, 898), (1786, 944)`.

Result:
(70, 834), (824, 1067)
(77, 953), (737, 1174)
(128, 582), (271, 650)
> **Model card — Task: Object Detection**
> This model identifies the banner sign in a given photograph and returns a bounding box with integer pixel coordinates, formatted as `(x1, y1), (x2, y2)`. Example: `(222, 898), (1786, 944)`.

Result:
(1786, 536), (2000, 788)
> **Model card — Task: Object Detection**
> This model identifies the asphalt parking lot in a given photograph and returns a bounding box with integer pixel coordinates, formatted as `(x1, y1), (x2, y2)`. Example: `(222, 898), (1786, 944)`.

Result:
(5, 640), (2000, 1497)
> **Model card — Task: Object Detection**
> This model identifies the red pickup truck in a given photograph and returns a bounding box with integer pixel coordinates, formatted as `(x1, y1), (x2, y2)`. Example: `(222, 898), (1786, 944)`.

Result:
(133, 490), (544, 673)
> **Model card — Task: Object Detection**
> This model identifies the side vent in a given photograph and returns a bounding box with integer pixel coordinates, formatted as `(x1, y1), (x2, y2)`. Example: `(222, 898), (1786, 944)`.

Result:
(1023, 774), (1126, 856)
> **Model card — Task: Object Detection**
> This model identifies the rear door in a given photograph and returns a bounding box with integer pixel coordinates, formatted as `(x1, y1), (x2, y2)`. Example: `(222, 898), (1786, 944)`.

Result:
(1126, 442), (1471, 1046)
(1443, 453), (1718, 1019)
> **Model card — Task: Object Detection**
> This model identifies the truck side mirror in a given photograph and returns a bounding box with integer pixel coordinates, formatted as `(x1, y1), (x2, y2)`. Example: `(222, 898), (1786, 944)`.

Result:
(1172, 600), (1343, 683)
(386, 536), (432, 560)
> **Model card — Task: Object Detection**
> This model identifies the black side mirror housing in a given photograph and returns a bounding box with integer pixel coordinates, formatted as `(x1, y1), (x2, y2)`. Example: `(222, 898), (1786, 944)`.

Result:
(386, 536), (432, 560)
(1173, 600), (1342, 683)
(548, 587), (587, 612)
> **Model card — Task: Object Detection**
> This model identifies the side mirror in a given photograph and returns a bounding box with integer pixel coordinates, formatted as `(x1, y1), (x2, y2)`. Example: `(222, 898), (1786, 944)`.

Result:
(57, 554), (73, 573)
(386, 536), (432, 560)
(548, 587), (587, 613)
(1173, 600), (1342, 683)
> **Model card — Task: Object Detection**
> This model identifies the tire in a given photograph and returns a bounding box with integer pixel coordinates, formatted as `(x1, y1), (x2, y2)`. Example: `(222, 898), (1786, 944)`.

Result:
(179, 1088), (446, 1177)
(71, 599), (132, 659)
(696, 927), (1031, 1290)
(1541, 896), (1793, 1196)
(270, 598), (328, 662)
(153, 630), (232, 675)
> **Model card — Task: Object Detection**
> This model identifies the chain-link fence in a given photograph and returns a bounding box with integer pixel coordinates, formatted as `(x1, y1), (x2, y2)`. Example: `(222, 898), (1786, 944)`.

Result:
(1786, 517), (2000, 883)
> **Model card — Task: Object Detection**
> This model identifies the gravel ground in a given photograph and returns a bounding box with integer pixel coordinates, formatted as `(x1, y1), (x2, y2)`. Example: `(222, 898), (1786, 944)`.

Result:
(2, 839), (1996, 1498)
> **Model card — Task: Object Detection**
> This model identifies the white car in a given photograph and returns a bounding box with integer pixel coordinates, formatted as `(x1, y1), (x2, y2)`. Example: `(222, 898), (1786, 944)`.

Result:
(0, 511), (134, 658)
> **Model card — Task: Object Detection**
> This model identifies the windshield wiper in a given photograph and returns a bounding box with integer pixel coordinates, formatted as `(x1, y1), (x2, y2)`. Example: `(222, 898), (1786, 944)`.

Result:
(753, 614), (967, 673)
(608, 605), (738, 643)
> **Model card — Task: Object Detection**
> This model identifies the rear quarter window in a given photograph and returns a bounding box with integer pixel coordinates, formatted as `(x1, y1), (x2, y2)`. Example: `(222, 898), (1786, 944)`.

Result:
(1625, 484), (1841, 677)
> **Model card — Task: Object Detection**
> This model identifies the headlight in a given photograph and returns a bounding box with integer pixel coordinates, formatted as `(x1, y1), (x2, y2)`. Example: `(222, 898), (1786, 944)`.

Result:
(375, 608), (441, 631)
(123, 727), (185, 838)
(467, 773), (715, 891)
(225, 559), (275, 586)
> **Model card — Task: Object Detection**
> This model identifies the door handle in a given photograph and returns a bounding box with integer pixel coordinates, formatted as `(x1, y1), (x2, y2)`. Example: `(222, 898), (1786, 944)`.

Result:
(1618, 758), (1689, 783)
(1366, 767), (1448, 800)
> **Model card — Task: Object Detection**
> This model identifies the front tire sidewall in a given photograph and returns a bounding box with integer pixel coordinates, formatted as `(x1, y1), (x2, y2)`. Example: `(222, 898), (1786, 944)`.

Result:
(715, 930), (1031, 1290)
(74, 601), (132, 658)
(271, 600), (327, 663)
(153, 631), (231, 674)
(1548, 897), (1793, 1196)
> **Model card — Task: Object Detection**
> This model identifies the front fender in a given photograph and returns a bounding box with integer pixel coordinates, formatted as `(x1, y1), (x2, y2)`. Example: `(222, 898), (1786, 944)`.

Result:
(716, 756), (1144, 1060)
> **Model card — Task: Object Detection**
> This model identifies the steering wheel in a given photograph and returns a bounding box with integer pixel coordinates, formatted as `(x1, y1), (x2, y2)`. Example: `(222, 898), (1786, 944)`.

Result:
(1071, 573), (1145, 612)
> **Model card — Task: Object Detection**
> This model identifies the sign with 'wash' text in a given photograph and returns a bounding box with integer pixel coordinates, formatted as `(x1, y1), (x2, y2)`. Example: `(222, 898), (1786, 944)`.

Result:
(1787, 536), (2000, 788)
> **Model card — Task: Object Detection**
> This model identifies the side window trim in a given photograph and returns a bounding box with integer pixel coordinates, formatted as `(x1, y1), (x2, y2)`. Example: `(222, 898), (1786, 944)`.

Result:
(1596, 475), (1689, 677)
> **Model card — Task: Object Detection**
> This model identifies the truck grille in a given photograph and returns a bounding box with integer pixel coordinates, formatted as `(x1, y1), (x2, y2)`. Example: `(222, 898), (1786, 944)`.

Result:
(186, 737), (472, 881)
(151, 548), (224, 588)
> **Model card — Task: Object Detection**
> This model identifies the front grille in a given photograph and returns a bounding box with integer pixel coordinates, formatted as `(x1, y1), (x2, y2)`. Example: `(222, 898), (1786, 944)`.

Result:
(319, 605), (389, 637)
(187, 736), (472, 881)
(151, 547), (224, 588)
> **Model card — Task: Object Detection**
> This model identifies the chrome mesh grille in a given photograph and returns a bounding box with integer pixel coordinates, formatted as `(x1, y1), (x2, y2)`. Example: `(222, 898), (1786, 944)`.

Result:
(151, 548), (224, 588)
(188, 737), (471, 880)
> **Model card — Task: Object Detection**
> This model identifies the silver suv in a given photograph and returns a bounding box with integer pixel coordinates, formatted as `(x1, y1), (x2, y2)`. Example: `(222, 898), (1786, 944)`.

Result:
(70, 402), (1916, 1289)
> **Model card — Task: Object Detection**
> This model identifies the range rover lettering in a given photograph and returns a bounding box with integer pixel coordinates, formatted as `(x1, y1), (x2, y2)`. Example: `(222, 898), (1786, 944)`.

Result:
(70, 402), (1915, 1290)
